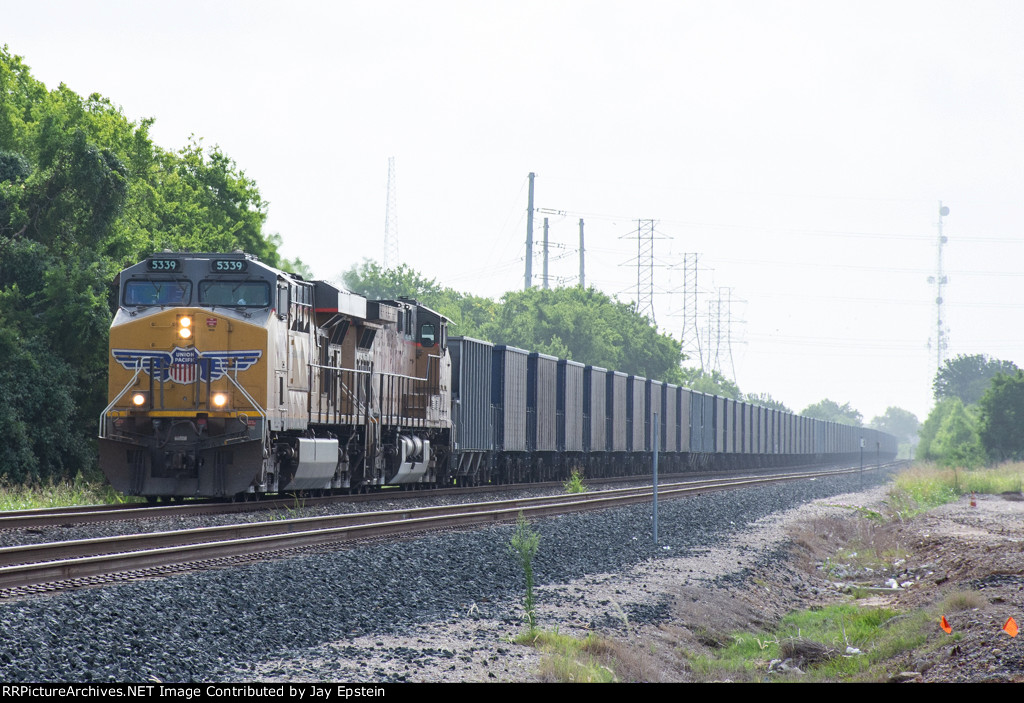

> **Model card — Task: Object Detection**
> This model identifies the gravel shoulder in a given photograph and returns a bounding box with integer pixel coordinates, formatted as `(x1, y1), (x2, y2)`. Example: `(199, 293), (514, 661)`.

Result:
(238, 483), (1024, 683)
(3, 469), (1019, 683)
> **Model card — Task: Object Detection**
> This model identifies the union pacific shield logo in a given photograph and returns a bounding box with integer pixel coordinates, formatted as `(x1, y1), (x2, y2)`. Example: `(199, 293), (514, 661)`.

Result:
(169, 347), (200, 383)
(113, 347), (263, 383)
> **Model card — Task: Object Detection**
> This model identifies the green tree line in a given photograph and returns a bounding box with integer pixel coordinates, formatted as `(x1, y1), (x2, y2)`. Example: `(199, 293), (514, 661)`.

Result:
(0, 48), (299, 483)
(918, 354), (1024, 468)
(341, 260), (916, 439)
(342, 260), (688, 384)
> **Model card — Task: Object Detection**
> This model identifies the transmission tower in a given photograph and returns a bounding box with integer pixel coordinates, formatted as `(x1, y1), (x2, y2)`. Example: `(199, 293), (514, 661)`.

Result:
(619, 219), (657, 322)
(383, 157), (399, 270)
(719, 287), (738, 380)
(927, 202), (950, 370)
(680, 253), (702, 369)
(707, 295), (722, 373)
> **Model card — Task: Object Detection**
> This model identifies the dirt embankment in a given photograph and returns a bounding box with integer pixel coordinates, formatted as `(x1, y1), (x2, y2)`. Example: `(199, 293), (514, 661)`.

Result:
(244, 487), (1024, 682)
(605, 490), (1024, 682)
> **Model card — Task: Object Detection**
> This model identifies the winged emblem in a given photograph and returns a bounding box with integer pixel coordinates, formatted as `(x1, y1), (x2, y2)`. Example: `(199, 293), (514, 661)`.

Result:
(113, 347), (263, 383)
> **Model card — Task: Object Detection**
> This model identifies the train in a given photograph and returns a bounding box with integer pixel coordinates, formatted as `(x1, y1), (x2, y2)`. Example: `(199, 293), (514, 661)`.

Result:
(99, 251), (897, 499)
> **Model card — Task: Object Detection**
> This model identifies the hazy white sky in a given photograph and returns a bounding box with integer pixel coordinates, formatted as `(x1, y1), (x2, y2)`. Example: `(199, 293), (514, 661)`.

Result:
(6, 0), (1024, 423)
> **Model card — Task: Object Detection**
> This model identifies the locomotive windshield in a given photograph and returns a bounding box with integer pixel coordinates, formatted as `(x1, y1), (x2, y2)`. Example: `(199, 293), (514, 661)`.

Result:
(198, 280), (271, 307)
(123, 279), (192, 306)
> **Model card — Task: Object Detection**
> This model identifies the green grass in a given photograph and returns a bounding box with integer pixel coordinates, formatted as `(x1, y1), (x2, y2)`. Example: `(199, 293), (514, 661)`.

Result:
(888, 463), (1024, 519)
(0, 476), (139, 510)
(514, 629), (617, 683)
(684, 603), (946, 681)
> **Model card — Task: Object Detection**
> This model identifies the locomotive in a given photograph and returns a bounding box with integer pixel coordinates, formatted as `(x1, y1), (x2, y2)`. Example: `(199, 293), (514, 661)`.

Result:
(99, 252), (897, 499)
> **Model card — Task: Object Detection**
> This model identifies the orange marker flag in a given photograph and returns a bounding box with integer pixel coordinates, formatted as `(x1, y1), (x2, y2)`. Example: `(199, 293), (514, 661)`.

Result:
(940, 615), (952, 634)
(1003, 617), (1018, 638)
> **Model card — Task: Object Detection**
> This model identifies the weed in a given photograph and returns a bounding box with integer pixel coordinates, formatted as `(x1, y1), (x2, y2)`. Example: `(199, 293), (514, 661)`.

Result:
(610, 600), (631, 636)
(0, 475), (144, 510)
(564, 468), (587, 494)
(518, 629), (618, 682)
(939, 590), (986, 613)
(686, 604), (917, 681)
(509, 512), (541, 635)
(825, 503), (885, 523)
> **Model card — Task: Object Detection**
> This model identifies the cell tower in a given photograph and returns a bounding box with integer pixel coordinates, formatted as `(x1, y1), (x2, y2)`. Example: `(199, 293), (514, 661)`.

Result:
(927, 202), (950, 370)
(383, 157), (399, 270)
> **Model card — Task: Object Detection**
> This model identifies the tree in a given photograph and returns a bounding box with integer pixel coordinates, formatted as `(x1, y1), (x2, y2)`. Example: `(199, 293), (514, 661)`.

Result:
(493, 286), (684, 383)
(0, 47), (289, 484)
(918, 398), (960, 462)
(933, 354), (1019, 406)
(343, 260), (446, 301)
(869, 407), (920, 445)
(680, 367), (741, 399)
(343, 260), (687, 383)
(742, 391), (791, 412)
(342, 259), (499, 340)
(931, 398), (985, 469)
(978, 370), (1024, 462)
(800, 399), (863, 426)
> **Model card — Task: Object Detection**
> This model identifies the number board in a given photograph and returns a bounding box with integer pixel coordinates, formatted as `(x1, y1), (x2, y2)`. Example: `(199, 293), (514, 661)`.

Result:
(211, 259), (248, 273)
(147, 258), (180, 271)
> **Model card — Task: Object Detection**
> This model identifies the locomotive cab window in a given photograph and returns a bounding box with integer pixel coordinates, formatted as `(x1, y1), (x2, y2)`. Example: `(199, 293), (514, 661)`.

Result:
(123, 279), (192, 307)
(419, 323), (435, 347)
(198, 280), (271, 307)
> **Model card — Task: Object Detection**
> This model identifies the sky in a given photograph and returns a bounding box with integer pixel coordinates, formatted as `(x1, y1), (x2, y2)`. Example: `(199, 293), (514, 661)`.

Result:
(5, 0), (1024, 424)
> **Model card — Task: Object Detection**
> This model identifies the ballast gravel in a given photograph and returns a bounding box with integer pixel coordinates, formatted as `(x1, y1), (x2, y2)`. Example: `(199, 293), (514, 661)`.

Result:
(0, 468), (895, 682)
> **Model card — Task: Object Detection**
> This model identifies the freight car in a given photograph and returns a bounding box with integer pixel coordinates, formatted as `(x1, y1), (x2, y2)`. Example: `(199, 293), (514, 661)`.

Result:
(99, 252), (897, 499)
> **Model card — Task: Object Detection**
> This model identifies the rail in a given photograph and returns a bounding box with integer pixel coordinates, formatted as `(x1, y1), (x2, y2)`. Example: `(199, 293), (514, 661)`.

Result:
(0, 461), (900, 593)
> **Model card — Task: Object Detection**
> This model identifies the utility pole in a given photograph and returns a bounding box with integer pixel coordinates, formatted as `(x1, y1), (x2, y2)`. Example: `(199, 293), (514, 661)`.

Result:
(578, 219), (585, 288)
(543, 217), (550, 290)
(525, 172), (535, 290)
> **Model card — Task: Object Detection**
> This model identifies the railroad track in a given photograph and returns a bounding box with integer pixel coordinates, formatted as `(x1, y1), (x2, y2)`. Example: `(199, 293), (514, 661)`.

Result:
(0, 461), (903, 597)
(0, 459), (898, 532)
(0, 479), (642, 531)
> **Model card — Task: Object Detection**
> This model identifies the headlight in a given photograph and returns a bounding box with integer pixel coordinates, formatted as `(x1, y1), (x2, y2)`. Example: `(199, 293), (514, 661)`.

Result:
(212, 392), (229, 408)
(178, 315), (193, 339)
(131, 392), (147, 407)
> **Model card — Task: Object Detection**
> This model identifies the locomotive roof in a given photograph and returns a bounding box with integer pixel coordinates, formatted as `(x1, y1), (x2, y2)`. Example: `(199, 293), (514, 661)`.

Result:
(374, 298), (451, 322)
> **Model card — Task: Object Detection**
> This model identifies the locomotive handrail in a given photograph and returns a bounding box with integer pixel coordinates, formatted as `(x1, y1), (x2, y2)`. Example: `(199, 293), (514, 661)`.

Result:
(98, 366), (143, 438)
(309, 362), (433, 384)
(309, 363), (372, 417)
(224, 367), (267, 430)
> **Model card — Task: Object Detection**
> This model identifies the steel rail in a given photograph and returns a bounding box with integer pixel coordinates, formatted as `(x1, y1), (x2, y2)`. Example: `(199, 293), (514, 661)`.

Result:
(0, 461), (902, 592)
(0, 460), (905, 531)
